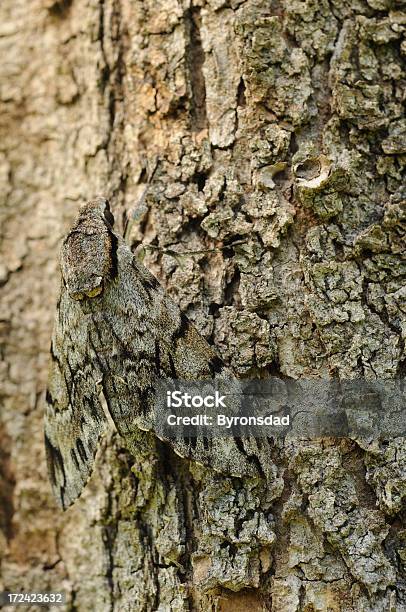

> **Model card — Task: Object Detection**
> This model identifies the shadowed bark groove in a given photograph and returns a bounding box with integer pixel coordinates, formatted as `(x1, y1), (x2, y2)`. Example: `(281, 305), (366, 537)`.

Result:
(186, 6), (208, 132)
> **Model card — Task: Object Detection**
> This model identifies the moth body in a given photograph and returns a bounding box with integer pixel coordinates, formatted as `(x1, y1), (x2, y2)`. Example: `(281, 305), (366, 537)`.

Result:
(45, 198), (262, 509)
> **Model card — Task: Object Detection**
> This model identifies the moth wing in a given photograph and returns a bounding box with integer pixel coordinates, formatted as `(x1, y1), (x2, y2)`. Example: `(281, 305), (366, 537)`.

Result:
(44, 287), (108, 509)
(95, 243), (259, 479)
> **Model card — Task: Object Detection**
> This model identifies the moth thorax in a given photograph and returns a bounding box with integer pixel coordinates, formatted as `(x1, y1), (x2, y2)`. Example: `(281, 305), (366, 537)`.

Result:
(61, 230), (113, 300)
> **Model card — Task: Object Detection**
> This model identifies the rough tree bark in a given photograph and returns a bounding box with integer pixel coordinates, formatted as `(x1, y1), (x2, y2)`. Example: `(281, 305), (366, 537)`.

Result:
(0, 0), (405, 610)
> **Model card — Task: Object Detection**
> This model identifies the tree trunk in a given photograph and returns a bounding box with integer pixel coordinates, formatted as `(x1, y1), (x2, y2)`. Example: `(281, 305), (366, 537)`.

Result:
(1, 0), (405, 610)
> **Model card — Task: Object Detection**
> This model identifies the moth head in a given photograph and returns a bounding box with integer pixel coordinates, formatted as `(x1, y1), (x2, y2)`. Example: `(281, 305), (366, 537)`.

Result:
(60, 197), (118, 300)
(82, 196), (115, 228)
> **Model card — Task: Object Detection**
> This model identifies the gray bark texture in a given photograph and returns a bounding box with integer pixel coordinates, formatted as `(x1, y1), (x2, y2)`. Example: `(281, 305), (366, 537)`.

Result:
(0, 0), (405, 610)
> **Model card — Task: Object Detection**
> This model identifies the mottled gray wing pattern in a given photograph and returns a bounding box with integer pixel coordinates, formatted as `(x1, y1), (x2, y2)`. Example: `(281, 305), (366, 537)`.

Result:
(45, 198), (259, 509)
(45, 290), (108, 509)
(94, 245), (259, 480)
